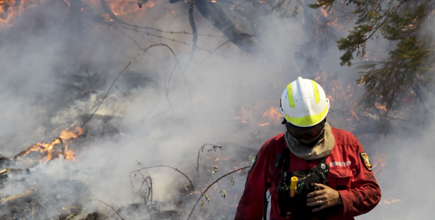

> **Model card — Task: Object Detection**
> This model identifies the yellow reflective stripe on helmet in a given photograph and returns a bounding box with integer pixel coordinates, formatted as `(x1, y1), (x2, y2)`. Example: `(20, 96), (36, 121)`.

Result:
(284, 106), (328, 127)
(286, 83), (295, 109)
(311, 80), (320, 104)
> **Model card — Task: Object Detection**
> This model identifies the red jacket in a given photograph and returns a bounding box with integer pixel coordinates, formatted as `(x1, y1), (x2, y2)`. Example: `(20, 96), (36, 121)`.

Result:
(235, 127), (381, 220)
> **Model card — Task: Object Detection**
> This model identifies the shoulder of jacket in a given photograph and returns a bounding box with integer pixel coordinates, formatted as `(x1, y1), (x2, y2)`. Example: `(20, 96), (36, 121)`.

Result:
(259, 133), (285, 154)
(331, 127), (361, 148)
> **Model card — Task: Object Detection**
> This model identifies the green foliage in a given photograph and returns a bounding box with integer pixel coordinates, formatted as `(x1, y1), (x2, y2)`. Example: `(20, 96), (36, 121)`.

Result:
(311, 0), (435, 127)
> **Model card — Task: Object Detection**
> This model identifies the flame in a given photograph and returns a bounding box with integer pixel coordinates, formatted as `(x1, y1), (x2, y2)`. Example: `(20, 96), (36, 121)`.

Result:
(320, 8), (328, 18)
(23, 127), (83, 162)
(383, 198), (401, 204)
(372, 151), (389, 174)
(105, 0), (154, 17)
(1, 0), (157, 30)
(190, 190), (200, 195)
(262, 106), (281, 124)
(64, 0), (71, 7)
(348, 109), (359, 121)
(0, 0), (37, 28)
(375, 102), (387, 112)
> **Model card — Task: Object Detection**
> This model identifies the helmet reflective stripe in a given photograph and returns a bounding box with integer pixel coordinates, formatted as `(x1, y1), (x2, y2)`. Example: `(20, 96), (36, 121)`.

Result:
(311, 80), (320, 104)
(280, 77), (330, 127)
(283, 105), (328, 127)
(286, 83), (295, 108)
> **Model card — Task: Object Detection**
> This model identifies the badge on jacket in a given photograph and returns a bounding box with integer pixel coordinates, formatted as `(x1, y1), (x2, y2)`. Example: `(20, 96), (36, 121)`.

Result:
(360, 152), (372, 171)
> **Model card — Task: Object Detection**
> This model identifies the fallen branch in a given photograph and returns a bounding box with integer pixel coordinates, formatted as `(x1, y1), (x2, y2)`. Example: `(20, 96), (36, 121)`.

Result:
(90, 199), (126, 220)
(0, 168), (30, 182)
(1, 187), (37, 203)
(186, 166), (250, 220)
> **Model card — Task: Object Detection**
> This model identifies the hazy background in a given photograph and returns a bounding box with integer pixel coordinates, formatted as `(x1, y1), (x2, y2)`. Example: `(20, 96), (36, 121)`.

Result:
(0, 0), (433, 219)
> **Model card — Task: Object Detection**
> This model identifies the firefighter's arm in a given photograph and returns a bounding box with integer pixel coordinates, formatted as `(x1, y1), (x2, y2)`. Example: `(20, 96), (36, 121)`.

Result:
(338, 142), (382, 219)
(234, 144), (271, 220)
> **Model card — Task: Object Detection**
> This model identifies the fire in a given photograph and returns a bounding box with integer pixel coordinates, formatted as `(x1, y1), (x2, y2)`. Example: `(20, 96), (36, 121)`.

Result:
(383, 198), (401, 204)
(348, 109), (359, 121)
(104, 0), (154, 17)
(320, 8), (328, 18)
(372, 151), (389, 174)
(262, 106), (281, 124)
(375, 102), (387, 112)
(22, 127), (83, 162)
(1, 0), (156, 30)
(0, 0), (38, 28)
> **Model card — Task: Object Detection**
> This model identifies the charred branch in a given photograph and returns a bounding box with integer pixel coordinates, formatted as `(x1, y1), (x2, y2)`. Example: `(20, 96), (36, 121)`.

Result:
(90, 199), (126, 220)
(192, 0), (258, 55)
(0, 168), (30, 181)
(412, 82), (428, 113)
(1, 187), (37, 204)
(0, 154), (11, 167)
(188, 0), (198, 67)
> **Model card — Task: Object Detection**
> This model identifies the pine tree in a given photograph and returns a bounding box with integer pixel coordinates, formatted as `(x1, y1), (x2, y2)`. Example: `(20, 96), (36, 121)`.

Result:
(310, 0), (435, 132)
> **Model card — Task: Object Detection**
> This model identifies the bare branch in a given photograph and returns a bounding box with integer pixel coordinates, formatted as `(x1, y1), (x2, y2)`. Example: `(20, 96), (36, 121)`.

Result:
(186, 166), (250, 220)
(80, 43), (187, 128)
(90, 199), (126, 220)
(196, 144), (222, 177)
(131, 164), (194, 191)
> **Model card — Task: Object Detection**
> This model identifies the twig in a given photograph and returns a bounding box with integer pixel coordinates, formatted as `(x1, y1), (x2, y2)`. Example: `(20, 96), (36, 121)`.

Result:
(90, 199), (125, 220)
(193, 40), (230, 72)
(112, 25), (143, 50)
(196, 144), (222, 177)
(140, 176), (152, 204)
(131, 164), (194, 191)
(119, 24), (225, 38)
(186, 166), (250, 220)
(135, 161), (153, 205)
(80, 43), (187, 128)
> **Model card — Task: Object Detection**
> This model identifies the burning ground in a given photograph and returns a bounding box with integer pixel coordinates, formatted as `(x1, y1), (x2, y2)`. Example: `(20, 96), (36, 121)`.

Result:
(0, 0), (435, 219)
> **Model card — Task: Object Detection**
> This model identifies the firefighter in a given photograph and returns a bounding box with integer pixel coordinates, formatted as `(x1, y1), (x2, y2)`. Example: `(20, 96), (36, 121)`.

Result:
(234, 77), (381, 220)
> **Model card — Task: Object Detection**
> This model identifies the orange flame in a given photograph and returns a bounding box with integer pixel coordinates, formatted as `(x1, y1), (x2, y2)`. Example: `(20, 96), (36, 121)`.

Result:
(24, 127), (83, 162)
(372, 151), (389, 174)
(375, 102), (387, 112)
(383, 198), (401, 205)
(105, 0), (154, 17)
(262, 106), (281, 124)
(1, 0), (158, 30)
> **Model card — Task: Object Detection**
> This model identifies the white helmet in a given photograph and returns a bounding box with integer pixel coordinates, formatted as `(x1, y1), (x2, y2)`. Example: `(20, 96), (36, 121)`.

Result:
(280, 77), (330, 127)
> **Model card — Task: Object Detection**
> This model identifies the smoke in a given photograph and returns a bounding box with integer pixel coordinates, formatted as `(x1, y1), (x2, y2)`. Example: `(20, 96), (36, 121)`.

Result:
(1, 0), (433, 219)
(357, 12), (435, 220)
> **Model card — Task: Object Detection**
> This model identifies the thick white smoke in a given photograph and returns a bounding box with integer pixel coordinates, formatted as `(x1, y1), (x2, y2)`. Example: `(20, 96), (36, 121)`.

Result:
(0, 0), (433, 219)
